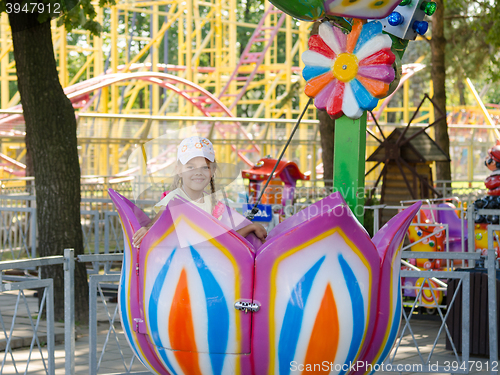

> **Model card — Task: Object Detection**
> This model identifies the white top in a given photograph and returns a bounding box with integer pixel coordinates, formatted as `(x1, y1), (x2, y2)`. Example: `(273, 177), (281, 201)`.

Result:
(154, 187), (213, 215)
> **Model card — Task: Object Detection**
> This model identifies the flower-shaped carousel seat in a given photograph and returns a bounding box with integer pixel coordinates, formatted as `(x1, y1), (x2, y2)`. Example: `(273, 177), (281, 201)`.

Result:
(109, 189), (421, 375)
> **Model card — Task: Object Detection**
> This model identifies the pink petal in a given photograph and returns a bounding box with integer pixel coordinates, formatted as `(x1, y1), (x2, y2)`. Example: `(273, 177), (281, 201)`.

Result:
(314, 79), (338, 110)
(333, 27), (347, 53)
(357, 65), (395, 83)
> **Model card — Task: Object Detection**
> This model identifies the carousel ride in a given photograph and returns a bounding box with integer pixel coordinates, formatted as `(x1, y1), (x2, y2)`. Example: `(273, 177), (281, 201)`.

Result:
(400, 141), (500, 310)
(107, 0), (437, 373)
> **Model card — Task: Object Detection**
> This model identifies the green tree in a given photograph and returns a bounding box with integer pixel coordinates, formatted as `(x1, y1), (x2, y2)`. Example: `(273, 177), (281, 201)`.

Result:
(430, 0), (500, 184)
(430, 0), (500, 181)
(445, 0), (500, 86)
(2, 0), (114, 323)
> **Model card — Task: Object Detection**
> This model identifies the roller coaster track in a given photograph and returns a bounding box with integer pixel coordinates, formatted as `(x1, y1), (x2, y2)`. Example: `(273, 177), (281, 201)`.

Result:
(0, 72), (261, 173)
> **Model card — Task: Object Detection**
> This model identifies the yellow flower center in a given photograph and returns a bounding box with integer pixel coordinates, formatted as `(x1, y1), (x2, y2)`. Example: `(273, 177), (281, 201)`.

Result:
(332, 53), (359, 82)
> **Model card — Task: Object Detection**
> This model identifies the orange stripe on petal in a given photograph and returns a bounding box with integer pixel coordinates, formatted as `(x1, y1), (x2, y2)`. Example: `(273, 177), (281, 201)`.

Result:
(356, 76), (389, 99)
(305, 72), (334, 98)
(302, 284), (339, 374)
(346, 19), (363, 54)
(169, 269), (203, 375)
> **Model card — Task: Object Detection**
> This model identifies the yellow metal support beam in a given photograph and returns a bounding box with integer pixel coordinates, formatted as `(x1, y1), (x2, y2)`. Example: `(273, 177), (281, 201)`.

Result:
(1, 13), (10, 109)
(121, 4), (181, 74)
(465, 78), (500, 139)
(68, 54), (95, 87)
(59, 26), (67, 87)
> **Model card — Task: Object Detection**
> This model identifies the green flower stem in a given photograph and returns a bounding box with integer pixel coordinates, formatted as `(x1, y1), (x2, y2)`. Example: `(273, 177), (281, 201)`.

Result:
(333, 112), (367, 224)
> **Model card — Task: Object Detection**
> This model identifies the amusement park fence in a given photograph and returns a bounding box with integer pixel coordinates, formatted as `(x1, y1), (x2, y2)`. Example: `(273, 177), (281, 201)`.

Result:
(0, 176), (484, 204)
(1, 199), (500, 374)
(0, 249), (75, 375)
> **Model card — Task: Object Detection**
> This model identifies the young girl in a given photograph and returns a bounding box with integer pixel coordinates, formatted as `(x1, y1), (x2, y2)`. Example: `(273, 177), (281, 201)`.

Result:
(132, 136), (267, 247)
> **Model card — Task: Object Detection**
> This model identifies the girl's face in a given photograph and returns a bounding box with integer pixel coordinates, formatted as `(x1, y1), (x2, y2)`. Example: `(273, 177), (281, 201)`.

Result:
(179, 157), (213, 191)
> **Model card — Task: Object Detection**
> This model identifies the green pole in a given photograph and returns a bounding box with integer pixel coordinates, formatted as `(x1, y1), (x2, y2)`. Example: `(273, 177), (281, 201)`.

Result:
(333, 112), (367, 224)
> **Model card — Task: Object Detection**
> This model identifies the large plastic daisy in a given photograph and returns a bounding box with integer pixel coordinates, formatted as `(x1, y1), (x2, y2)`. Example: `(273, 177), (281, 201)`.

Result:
(302, 19), (396, 119)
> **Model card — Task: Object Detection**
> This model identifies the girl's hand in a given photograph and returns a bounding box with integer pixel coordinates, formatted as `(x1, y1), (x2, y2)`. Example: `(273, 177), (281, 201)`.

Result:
(132, 227), (149, 248)
(252, 223), (268, 243)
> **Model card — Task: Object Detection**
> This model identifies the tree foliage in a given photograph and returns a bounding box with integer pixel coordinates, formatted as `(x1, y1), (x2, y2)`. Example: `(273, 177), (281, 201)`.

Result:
(443, 0), (500, 101)
(0, 0), (115, 34)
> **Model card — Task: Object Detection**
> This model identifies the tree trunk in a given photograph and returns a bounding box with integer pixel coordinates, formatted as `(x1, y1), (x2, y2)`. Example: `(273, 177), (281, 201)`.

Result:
(8, 12), (89, 323)
(457, 79), (466, 106)
(430, 0), (451, 183)
(311, 21), (335, 191)
(318, 110), (335, 191)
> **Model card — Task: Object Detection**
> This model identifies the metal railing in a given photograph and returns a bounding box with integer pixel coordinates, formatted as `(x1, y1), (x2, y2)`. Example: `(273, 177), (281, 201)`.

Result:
(0, 196), (157, 261)
(434, 180), (487, 201)
(0, 249), (75, 375)
(390, 252), (476, 373)
(2, 196), (500, 374)
(0, 206), (36, 261)
(79, 254), (150, 375)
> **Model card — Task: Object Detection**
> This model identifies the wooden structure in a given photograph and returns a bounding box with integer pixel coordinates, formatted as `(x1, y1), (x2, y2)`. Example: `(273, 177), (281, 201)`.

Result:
(366, 96), (449, 224)
(368, 127), (449, 201)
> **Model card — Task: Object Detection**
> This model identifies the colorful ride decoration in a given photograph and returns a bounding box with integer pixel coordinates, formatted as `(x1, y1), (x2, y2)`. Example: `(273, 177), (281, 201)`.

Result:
(406, 202), (468, 268)
(470, 141), (500, 256)
(414, 278), (443, 308)
(406, 214), (445, 270)
(302, 20), (395, 120)
(403, 203), (463, 307)
(109, 189), (421, 375)
(484, 141), (500, 196)
(241, 157), (310, 207)
(268, 0), (403, 22)
(472, 143), (500, 255)
(405, 198), (500, 276)
(473, 222), (500, 257)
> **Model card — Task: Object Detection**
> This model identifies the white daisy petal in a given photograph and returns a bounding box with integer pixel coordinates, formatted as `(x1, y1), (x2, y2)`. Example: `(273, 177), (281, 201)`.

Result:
(319, 22), (342, 55)
(355, 34), (393, 61)
(301, 50), (334, 68)
(342, 83), (364, 119)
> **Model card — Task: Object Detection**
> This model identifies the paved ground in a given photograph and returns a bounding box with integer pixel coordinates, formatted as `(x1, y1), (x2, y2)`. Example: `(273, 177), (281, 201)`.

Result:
(0, 291), (494, 374)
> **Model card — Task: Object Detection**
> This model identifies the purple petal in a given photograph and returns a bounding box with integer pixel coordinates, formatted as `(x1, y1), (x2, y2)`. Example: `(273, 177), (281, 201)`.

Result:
(357, 65), (395, 83)
(333, 27), (347, 53)
(314, 79), (338, 110)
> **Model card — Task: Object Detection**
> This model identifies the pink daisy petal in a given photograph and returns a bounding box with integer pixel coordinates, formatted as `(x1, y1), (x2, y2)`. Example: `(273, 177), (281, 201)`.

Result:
(357, 65), (395, 83)
(315, 79), (338, 110)
(319, 23), (343, 55)
(333, 27), (347, 53)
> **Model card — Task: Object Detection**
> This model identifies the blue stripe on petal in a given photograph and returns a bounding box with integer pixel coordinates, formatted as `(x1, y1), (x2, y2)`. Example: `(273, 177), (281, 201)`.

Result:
(303, 65), (331, 82)
(338, 254), (365, 375)
(278, 256), (325, 375)
(148, 249), (178, 375)
(376, 277), (402, 371)
(190, 246), (229, 375)
(120, 255), (140, 358)
(353, 21), (383, 54)
(351, 79), (379, 110)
